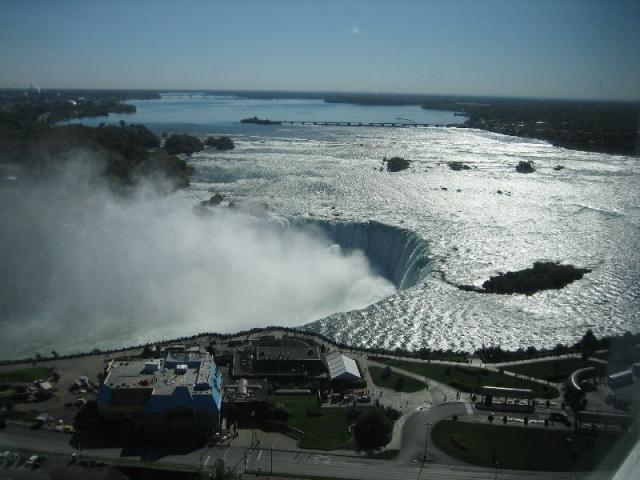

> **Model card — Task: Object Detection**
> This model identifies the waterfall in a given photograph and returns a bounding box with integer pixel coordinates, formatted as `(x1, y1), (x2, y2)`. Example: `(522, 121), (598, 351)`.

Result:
(290, 218), (431, 290)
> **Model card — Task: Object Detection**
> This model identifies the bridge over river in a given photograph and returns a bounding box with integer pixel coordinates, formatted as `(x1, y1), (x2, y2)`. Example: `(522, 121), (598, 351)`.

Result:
(255, 120), (461, 128)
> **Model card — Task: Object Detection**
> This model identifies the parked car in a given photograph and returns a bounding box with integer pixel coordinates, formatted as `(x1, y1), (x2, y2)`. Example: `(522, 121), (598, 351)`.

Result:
(26, 455), (43, 468)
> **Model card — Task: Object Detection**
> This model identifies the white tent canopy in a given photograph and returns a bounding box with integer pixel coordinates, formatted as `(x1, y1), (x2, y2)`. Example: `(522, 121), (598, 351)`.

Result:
(325, 351), (361, 381)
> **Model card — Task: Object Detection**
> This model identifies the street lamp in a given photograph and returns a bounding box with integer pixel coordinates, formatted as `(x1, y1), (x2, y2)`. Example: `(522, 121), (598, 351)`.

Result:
(492, 446), (499, 480)
(423, 422), (433, 461)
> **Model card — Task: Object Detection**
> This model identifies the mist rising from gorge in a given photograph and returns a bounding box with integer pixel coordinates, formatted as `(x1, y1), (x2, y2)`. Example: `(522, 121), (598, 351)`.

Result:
(0, 157), (395, 358)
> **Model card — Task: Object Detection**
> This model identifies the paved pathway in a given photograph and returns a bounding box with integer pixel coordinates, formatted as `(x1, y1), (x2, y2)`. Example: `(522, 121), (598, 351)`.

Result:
(364, 353), (565, 402)
(360, 357), (466, 413)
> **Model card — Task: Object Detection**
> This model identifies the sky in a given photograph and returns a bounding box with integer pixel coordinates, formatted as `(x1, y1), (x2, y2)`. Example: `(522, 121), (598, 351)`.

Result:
(0, 0), (639, 100)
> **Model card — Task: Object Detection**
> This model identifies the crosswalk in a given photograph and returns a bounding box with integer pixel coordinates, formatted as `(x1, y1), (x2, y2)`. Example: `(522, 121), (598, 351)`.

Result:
(465, 402), (474, 415)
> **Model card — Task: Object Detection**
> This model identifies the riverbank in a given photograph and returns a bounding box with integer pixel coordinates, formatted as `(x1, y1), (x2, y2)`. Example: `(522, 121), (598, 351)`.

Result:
(1, 326), (638, 370)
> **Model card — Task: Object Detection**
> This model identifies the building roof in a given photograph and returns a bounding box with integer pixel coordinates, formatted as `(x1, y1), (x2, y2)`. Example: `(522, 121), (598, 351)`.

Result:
(478, 386), (534, 398)
(255, 346), (321, 362)
(99, 354), (222, 410)
(325, 351), (361, 381)
(165, 351), (210, 367)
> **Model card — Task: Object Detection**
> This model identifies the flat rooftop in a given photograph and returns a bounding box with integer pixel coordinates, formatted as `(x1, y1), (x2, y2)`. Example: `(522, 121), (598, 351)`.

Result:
(166, 351), (210, 365)
(255, 346), (321, 361)
(105, 358), (215, 397)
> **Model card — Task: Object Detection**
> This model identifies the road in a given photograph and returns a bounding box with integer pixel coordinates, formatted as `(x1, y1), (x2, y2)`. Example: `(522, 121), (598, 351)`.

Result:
(397, 403), (469, 463)
(0, 424), (613, 480)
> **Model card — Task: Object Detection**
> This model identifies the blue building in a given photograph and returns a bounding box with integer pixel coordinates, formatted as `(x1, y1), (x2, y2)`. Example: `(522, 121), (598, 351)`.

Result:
(97, 349), (222, 435)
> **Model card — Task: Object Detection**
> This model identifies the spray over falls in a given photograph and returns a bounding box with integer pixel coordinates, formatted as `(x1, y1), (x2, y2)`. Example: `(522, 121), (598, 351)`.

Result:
(292, 219), (431, 290)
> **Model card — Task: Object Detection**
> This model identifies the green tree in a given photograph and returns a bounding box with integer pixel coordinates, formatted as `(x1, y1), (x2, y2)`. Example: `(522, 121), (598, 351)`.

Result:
(581, 329), (598, 359)
(353, 410), (392, 451)
(164, 133), (204, 155)
(394, 376), (405, 392)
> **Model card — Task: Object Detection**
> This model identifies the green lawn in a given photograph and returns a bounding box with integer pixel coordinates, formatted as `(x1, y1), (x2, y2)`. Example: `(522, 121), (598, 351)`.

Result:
(383, 359), (559, 398)
(501, 358), (607, 383)
(0, 366), (53, 383)
(368, 365), (426, 392)
(270, 395), (375, 449)
(432, 420), (638, 471)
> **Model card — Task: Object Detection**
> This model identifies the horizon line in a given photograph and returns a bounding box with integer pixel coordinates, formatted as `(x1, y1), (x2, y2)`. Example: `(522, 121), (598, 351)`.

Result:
(1, 86), (638, 104)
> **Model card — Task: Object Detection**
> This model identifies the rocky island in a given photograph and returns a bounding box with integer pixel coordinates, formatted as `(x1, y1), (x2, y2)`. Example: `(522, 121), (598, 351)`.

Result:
(458, 261), (591, 295)
(163, 133), (204, 155)
(516, 160), (536, 173)
(241, 116), (282, 125)
(384, 156), (411, 172)
(205, 135), (235, 150)
(448, 161), (472, 171)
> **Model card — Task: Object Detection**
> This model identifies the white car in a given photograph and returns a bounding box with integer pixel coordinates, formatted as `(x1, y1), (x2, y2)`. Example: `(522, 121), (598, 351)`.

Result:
(26, 455), (42, 468)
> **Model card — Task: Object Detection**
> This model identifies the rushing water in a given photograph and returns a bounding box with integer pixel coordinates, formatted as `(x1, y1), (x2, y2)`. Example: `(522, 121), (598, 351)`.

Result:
(26, 97), (640, 353)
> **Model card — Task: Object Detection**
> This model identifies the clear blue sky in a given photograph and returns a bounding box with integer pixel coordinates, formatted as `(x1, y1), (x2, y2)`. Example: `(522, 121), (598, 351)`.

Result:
(1, 0), (639, 100)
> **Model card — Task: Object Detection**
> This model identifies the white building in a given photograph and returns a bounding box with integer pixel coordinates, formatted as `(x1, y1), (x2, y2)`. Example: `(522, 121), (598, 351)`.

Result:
(325, 351), (361, 382)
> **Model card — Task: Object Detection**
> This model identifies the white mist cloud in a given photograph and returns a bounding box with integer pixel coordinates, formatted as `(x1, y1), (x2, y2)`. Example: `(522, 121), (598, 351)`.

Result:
(0, 159), (394, 358)
(351, 26), (361, 35)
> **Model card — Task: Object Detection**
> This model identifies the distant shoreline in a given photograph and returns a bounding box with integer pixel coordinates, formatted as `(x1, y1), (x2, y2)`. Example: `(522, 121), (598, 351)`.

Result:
(11, 86), (633, 157)
(68, 88), (638, 157)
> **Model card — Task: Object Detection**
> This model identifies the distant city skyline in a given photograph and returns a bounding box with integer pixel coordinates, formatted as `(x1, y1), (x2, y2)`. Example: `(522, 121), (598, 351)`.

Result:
(1, 0), (639, 101)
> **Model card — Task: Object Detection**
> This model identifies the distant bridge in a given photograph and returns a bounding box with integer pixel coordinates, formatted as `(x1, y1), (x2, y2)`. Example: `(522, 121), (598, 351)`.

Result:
(276, 120), (456, 128)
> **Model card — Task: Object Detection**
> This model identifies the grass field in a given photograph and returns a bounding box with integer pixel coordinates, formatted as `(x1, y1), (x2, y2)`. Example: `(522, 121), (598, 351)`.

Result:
(368, 365), (426, 392)
(383, 359), (559, 398)
(270, 395), (376, 449)
(501, 358), (607, 382)
(432, 420), (638, 471)
(0, 366), (53, 383)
